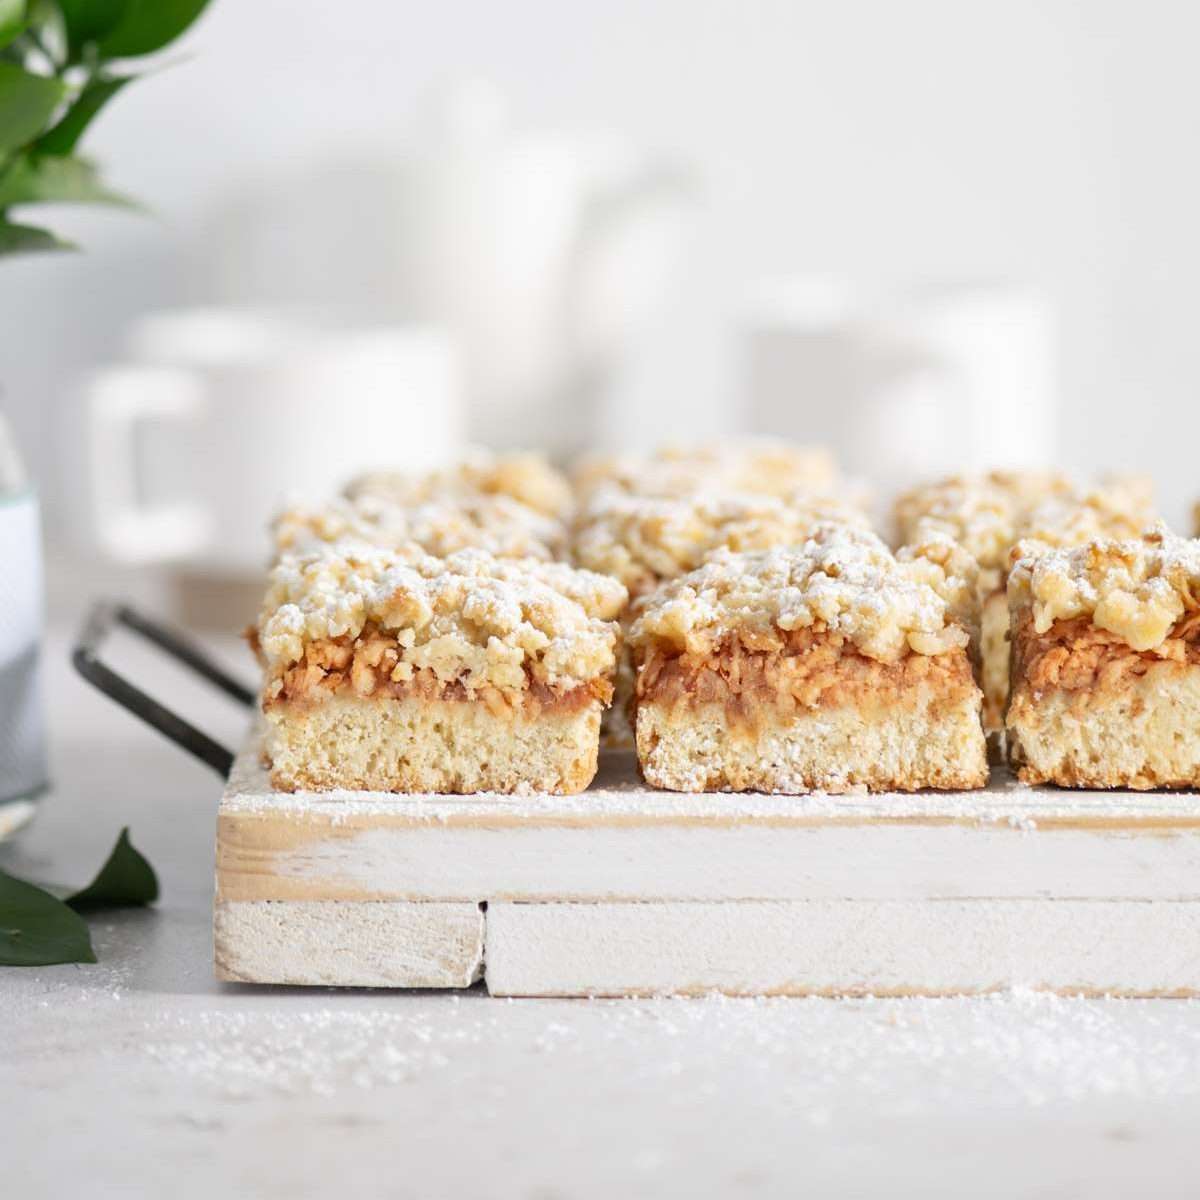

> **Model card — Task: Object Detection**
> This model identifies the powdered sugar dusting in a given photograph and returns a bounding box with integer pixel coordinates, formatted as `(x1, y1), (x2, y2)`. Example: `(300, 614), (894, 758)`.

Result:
(274, 492), (568, 563)
(125, 989), (1200, 1114)
(629, 524), (968, 664)
(221, 736), (1200, 823)
(894, 470), (1155, 588)
(572, 485), (869, 597)
(894, 469), (1076, 573)
(257, 546), (627, 691)
(10, 975), (1200, 1194)
(347, 447), (574, 519)
(1010, 525), (1200, 650)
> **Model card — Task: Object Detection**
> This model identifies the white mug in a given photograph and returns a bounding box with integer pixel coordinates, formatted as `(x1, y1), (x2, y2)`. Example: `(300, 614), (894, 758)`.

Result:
(742, 280), (1057, 496)
(79, 309), (463, 572)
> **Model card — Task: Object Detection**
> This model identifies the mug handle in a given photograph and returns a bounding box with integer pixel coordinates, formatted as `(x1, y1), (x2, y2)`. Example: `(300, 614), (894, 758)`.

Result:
(84, 366), (211, 564)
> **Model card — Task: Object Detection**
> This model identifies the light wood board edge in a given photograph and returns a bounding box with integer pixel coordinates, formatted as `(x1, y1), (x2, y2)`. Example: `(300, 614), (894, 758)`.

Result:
(214, 899), (484, 988)
(484, 899), (1200, 998)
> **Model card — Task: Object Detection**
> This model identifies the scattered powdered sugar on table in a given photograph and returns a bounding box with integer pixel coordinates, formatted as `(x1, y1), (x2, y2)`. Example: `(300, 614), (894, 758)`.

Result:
(11, 970), (1200, 1194)
(128, 989), (1200, 1117)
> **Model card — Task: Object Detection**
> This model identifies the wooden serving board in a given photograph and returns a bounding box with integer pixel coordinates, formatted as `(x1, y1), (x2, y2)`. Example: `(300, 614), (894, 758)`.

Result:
(215, 729), (1200, 996)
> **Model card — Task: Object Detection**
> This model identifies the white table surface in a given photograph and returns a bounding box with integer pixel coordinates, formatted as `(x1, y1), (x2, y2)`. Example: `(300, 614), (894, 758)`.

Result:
(6, 627), (1200, 1198)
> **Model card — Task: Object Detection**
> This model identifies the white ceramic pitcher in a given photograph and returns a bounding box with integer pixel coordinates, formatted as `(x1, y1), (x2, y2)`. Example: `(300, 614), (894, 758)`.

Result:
(208, 81), (697, 456)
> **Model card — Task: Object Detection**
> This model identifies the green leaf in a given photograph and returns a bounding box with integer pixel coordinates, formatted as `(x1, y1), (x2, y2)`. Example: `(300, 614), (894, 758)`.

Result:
(97, 0), (210, 58)
(0, 868), (96, 965)
(0, 827), (156, 965)
(0, 217), (73, 253)
(35, 74), (132, 154)
(67, 826), (158, 909)
(0, 62), (67, 152)
(0, 0), (25, 51)
(0, 151), (134, 206)
(58, 0), (128, 56)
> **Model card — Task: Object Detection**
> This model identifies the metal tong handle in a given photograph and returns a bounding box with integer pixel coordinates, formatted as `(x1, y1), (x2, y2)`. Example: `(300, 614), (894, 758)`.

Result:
(73, 602), (254, 779)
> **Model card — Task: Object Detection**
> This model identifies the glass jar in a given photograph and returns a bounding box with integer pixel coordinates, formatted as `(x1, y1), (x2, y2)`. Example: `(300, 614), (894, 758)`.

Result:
(0, 413), (48, 838)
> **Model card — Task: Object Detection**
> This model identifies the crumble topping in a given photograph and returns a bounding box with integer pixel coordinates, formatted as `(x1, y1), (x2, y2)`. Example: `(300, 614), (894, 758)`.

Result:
(571, 437), (839, 501)
(346, 448), (573, 519)
(258, 546), (627, 696)
(1013, 483), (1157, 559)
(1008, 526), (1200, 651)
(274, 493), (568, 562)
(628, 524), (970, 664)
(895, 470), (1157, 591)
(572, 487), (870, 598)
(895, 529), (982, 642)
(893, 470), (1075, 580)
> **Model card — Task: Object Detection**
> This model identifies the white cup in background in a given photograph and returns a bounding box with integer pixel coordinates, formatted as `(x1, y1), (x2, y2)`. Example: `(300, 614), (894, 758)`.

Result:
(76, 308), (463, 573)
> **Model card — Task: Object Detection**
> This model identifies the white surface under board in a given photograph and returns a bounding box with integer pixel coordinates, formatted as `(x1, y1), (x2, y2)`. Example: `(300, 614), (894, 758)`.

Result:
(6, 631), (1200, 1198)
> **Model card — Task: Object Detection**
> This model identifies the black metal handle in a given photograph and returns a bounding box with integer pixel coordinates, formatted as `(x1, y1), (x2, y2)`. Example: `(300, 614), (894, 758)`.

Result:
(72, 602), (255, 779)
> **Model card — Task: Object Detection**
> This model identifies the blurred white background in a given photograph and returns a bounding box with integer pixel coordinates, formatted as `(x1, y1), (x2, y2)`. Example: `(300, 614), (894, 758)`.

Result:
(2, 0), (1198, 572)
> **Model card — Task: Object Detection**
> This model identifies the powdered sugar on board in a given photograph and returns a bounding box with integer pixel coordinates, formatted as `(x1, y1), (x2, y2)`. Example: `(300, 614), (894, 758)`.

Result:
(223, 726), (1200, 826)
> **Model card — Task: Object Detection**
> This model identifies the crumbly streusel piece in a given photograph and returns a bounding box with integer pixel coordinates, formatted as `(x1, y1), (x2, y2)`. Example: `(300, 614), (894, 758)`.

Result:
(893, 470), (1077, 581)
(573, 487), (869, 601)
(627, 526), (987, 793)
(1007, 527), (1200, 788)
(274, 492), (568, 562)
(256, 546), (626, 794)
(894, 471), (1157, 733)
(1015, 483), (1159, 559)
(893, 527), (980, 634)
(347, 447), (574, 520)
(571, 437), (840, 502)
